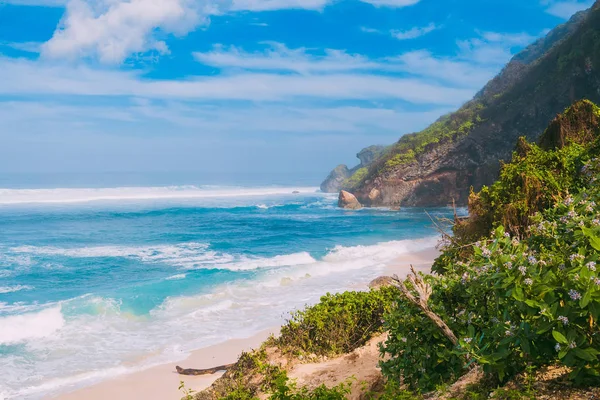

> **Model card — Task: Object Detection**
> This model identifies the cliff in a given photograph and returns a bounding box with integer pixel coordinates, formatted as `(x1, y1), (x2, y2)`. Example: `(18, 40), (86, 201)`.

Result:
(334, 1), (600, 207)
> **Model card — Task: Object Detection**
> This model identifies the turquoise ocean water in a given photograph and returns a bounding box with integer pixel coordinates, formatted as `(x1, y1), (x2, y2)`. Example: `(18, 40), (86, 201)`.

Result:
(0, 184), (453, 399)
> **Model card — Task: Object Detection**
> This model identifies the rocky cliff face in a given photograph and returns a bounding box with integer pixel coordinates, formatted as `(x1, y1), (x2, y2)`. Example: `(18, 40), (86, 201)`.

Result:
(335, 2), (600, 207)
(320, 165), (351, 193)
(320, 145), (386, 193)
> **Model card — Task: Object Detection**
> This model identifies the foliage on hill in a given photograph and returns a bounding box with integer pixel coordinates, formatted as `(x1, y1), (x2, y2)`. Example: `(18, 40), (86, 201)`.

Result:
(448, 100), (600, 246)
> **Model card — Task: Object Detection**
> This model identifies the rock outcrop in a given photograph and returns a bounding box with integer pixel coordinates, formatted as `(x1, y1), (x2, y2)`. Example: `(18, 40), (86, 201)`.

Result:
(356, 145), (385, 167)
(338, 190), (362, 210)
(320, 146), (386, 193)
(324, 2), (600, 207)
(320, 165), (351, 193)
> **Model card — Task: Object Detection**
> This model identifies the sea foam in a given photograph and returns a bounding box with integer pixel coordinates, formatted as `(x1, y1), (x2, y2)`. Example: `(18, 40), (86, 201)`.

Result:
(0, 186), (318, 205)
(0, 285), (33, 294)
(0, 306), (64, 345)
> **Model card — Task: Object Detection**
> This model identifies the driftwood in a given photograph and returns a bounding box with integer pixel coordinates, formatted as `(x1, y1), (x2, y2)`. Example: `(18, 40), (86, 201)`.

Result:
(176, 363), (235, 376)
(390, 266), (458, 346)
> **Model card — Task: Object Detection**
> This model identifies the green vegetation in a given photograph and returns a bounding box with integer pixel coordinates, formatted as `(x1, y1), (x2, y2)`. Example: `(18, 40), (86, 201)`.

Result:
(380, 100), (600, 396)
(274, 288), (397, 356)
(341, 167), (368, 190)
(362, 101), (485, 177)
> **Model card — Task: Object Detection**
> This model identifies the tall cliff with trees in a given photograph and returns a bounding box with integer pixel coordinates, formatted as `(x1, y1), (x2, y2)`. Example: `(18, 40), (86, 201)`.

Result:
(322, 0), (600, 208)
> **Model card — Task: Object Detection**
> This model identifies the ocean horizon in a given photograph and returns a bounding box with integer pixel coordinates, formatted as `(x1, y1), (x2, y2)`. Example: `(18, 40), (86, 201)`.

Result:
(0, 183), (454, 399)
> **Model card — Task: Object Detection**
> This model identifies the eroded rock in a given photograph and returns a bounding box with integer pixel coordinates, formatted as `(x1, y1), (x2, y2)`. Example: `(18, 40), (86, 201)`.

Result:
(338, 190), (362, 210)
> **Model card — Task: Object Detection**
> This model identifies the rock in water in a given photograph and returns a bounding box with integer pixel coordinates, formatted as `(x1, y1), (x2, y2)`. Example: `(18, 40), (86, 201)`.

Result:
(320, 165), (351, 193)
(338, 190), (362, 210)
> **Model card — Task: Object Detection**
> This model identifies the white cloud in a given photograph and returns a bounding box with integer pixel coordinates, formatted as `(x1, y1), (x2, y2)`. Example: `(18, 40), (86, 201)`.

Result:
(360, 26), (381, 34)
(359, 0), (420, 7)
(231, 0), (329, 11)
(391, 23), (437, 40)
(0, 41), (42, 53)
(193, 43), (378, 73)
(0, 56), (474, 105)
(457, 31), (538, 66)
(543, 0), (594, 19)
(42, 0), (211, 63)
(0, 0), (66, 6)
(37, 0), (427, 64)
(387, 50), (498, 88)
(191, 42), (507, 90)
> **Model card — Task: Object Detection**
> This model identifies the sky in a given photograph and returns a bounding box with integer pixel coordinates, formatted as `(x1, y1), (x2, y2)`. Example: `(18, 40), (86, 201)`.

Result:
(0, 0), (595, 185)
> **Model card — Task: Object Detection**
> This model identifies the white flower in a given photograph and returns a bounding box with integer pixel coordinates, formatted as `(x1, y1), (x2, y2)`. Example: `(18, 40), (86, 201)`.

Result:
(524, 278), (533, 286)
(558, 316), (569, 325)
(555, 343), (561, 352)
(569, 289), (582, 301)
(565, 196), (574, 206)
(586, 261), (597, 271)
(519, 266), (527, 276)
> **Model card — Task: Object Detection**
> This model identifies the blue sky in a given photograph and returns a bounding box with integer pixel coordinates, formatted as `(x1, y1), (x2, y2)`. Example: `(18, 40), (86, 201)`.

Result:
(0, 0), (595, 183)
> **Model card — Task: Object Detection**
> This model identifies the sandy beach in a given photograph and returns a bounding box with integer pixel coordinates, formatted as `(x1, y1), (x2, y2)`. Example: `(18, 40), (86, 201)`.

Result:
(53, 244), (440, 400)
(54, 328), (278, 400)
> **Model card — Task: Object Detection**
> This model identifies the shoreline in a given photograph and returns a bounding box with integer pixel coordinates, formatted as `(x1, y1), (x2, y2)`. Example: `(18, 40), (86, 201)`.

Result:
(52, 244), (440, 400)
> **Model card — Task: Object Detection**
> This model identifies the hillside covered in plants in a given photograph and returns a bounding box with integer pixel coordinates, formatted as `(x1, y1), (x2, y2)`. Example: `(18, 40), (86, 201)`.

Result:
(322, 0), (600, 208)
(187, 100), (600, 399)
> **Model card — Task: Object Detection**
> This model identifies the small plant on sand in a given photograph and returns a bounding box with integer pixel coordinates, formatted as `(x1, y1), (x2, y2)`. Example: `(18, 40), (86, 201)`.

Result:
(179, 380), (196, 400)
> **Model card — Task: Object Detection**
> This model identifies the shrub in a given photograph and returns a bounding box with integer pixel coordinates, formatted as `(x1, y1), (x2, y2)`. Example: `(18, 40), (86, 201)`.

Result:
(275, 288), (397, 356)
(268, 374), (352, 400)
(380, 278), (465, 392)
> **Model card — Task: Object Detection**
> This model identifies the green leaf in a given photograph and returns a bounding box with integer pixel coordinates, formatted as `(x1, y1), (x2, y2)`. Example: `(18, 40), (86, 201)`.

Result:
(582, 227), (600, 251)
(525, 299), (539, 308)
(573, 348), (596, 361)
(580, 290), (592, 308)
(553, 330), (568, 344)
(536, 321), (554, 334)
(558, 349), (568, 359)
(512, 287), (525, 302)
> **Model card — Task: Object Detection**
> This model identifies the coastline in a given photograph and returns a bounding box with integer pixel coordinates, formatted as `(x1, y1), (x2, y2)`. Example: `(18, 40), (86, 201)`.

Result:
(53, 243), (440, 400)
(54, 328), (278, 400)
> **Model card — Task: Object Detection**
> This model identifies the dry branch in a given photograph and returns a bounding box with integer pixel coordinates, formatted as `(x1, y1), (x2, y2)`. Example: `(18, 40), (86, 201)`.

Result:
(176, 363), (235, 376)
(391, 266), (458, 346)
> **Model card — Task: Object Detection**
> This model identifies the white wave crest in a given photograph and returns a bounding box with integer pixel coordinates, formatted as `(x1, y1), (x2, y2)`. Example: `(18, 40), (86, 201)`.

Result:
(323, 236), (438, 264)
(165, 274), (186, 281)
(0, 285), (34, 294)
(218, 252), (316, 271)
(0, 186), (318, 205)
(11, 243), (316, 272)
(0, 306), (65, 345)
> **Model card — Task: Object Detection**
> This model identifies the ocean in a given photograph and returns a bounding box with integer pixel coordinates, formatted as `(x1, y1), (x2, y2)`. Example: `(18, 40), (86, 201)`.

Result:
(0, 185), (453, 399)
